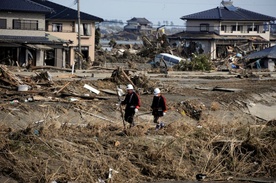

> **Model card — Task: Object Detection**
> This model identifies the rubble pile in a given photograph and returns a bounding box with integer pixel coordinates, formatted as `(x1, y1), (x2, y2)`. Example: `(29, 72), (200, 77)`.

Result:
(0, 64), (276, 182)
(0, 112), (275, 183)
(178, 99), (207, 121)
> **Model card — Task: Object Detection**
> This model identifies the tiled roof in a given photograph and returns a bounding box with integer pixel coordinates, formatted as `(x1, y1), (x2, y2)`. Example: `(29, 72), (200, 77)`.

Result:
(245, 45), (276, 59)
(0, 0), (52, 13)
(0, 35), (65, 44)
(127, 17), (152, 24)
(181, 7), (276, 21)
(31, 0), (103, 22)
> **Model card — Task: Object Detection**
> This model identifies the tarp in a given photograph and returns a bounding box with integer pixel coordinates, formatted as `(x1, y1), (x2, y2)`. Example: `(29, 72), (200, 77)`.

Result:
(244, 45), (276, 60)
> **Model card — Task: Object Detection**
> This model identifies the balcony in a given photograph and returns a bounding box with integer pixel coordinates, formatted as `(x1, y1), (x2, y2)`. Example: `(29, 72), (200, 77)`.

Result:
(219, 30), (270, 41)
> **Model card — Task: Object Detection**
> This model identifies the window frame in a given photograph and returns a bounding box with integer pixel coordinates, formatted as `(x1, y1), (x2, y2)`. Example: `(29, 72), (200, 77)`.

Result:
(221, 25), (227, 32)
(52, 23), (63, 32)
(0, 19), (7, 29)
(75, 23), (91, 36)
(13, 19), (38, 30)
(200, 24), (209, 32)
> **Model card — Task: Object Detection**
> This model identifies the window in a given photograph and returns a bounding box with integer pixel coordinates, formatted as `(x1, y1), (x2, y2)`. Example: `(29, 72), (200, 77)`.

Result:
(247, 25), (253, 32)
(13, 19), (38, 30)
(200, 24), (209, 32)
(221, 25), (227, 32)
(75, 23), (91, 36)
(52, 23), (62, 32)
(247, 25), (259, 32)
(254, 25), (259, 32)
(0, 19), (7, 29)
(231, 25), (236, 32)
(83, 24), (91, 36)
(237, 25), (243, 32)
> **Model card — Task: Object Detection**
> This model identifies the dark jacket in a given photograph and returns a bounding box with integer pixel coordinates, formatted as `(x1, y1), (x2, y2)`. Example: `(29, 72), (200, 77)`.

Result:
(151, 95), (167, 116)
(121, 91), (141, 110)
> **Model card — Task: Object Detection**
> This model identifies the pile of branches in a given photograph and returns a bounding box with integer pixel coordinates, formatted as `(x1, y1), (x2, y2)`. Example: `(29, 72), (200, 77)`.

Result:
(0, 118), (275, 182)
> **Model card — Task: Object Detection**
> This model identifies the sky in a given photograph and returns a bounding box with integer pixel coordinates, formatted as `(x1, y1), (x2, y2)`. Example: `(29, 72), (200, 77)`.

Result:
(50, 0), (276, 26)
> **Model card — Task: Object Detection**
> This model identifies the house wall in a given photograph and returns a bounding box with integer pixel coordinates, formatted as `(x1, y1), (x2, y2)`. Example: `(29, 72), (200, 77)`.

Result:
(0, 12), (45, 37)
(48, 21), (74, 32)
(46, 21), (96, 65)
(186, 20), (219, 32)
(218, 21), (270, 40)
(124, 20), (152, 32)
(186, 20), (270, 40)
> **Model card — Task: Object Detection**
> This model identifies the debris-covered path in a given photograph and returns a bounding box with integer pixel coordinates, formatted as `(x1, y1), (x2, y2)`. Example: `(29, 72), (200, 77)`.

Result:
(0, 65), (275, 182)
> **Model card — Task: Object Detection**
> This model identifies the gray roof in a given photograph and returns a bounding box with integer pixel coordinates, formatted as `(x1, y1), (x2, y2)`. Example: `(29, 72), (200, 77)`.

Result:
(0, 35), (66, 44)
(0, 0), (52, 13)
(245, 46), (276, 60)
(31, 0), (103, 22)
(127, 17), (152, 25)
(181, 7), (276, 21)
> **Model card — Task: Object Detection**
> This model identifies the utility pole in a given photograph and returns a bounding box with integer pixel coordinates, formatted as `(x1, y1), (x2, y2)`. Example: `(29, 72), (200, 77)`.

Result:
(77, 0), (82, 69)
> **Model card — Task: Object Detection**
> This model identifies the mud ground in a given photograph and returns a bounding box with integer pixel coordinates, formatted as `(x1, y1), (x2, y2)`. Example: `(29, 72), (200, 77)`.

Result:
(0, 67), (276, 183)
(2, 69), (276, 129)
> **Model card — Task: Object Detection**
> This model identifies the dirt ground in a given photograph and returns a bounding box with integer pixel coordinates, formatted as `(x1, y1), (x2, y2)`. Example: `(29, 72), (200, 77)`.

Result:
(0, 65), (276, 183)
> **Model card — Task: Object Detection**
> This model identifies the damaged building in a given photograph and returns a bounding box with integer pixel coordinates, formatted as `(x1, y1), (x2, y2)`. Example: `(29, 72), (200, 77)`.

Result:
(168, 0), (276, 60)
(0, 0), (103, 68)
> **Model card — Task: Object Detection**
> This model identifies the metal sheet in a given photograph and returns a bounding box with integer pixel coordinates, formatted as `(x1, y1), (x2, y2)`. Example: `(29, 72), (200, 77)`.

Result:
(26, 44), (53, 50)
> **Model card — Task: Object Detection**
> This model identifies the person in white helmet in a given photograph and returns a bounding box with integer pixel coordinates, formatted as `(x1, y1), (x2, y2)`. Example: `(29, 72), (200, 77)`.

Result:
(151, 88), (167, 129)
(121, 84), (141, 127)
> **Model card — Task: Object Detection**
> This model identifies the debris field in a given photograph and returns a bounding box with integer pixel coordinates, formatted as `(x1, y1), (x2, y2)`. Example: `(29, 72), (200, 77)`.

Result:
(0, 64), (275, 183)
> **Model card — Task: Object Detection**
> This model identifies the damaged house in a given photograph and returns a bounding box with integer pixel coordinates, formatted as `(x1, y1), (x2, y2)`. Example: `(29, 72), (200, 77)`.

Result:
(0, 0), (103, 68)
(124, 17), (153, 34)
(31, 0), (103, 67)
(0, 0), (65, 67)
(168, 0), (276, 60)
(245, 45), (276, 71)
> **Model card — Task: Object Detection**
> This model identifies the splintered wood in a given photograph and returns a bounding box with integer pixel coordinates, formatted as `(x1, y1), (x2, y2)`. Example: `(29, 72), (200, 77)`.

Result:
(0, 64), (23, 86)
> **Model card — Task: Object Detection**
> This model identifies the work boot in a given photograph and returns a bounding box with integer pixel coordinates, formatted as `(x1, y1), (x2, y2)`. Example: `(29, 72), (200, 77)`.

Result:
(129, 122), (135, 128)
(155, 123), (160, 130)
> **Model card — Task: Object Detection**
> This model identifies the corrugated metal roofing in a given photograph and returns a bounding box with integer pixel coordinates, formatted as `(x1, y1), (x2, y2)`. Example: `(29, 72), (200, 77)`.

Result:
(181, 7), (276, 21)
(0, 0), (52, 13)
(0, 35), (65, 44)
(245, 46), (276, 59)
(31, 0), (103, 22)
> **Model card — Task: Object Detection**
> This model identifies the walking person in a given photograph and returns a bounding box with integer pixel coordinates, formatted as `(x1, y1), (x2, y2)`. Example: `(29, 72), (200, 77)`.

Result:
(121, 84), (141, 128)
(151, 88), (167, 129)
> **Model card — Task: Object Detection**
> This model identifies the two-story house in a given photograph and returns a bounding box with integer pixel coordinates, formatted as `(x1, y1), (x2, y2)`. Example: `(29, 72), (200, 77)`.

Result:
(124, 17), (153, 34)
(168, 0), (276, 60)
(29, 0), (103, 68)
(0, 0), (103, 68)
(0, 0), (66, 67)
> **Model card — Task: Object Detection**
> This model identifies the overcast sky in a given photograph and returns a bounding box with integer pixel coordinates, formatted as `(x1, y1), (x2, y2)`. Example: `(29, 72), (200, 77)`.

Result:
(49, 0), (276, 26)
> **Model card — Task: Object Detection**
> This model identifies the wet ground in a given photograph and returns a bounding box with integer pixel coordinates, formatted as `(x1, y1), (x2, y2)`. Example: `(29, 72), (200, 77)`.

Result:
(1, 68), (275, 182)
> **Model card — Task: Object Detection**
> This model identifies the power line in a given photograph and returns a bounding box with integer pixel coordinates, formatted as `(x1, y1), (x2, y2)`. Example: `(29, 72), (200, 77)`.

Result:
(46, 1), (76, 20)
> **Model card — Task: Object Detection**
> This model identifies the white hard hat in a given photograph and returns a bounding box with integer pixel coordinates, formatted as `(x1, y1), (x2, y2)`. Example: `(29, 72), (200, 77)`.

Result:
(153, 88), (160, 96)
(126, 84), (134, 90)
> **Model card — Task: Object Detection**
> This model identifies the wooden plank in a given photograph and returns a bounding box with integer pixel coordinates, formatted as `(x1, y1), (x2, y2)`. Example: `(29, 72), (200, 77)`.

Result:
(213, 87), (242, 92)
(54, 82), (71, 94)
(100, 89), (118, 95)
(30, 65), (72, 72)
(195, 86), (214, 91)
(84, 84), (100, 94)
